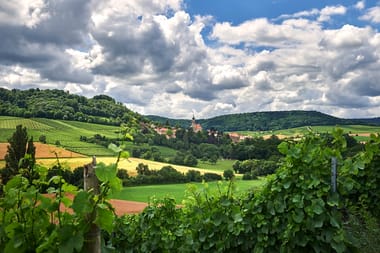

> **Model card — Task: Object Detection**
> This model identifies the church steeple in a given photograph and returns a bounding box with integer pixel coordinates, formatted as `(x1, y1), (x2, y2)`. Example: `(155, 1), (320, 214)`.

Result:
(191, 113), (202, 132)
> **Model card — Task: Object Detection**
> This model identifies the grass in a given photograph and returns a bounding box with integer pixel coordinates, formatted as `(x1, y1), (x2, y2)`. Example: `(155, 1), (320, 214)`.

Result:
(197, 159), (236, 173)
(236, 125), (380, 141)
(0, 116), (120, 156)
(111, 179), (266, 204)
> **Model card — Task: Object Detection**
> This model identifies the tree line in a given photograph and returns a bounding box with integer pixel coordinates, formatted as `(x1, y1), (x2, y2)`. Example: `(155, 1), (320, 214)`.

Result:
(0, 88), (146, 126)
(147, 110), (377, 131)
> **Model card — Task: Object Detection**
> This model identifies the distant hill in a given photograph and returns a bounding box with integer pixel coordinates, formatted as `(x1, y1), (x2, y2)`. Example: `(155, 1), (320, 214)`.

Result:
(2, 88), (379, 132)
(0, 88), (147, 126)
(147, 111), (380, 132)
(146, 115), (191, 128)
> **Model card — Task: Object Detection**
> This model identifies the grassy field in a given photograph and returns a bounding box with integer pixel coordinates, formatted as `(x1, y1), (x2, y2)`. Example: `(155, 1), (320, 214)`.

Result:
(121, 142), (178, 160)
(0, 116), (120, 156)
(197, 159), (236, 173)
(236, 125), (380, 141)
(111, 179), (265, 204)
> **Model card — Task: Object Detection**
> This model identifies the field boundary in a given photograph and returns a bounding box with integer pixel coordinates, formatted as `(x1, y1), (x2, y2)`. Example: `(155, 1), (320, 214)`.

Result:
(0, 142), (86, 160)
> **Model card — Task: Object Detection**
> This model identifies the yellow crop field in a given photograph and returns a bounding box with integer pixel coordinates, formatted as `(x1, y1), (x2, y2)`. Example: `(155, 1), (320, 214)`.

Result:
(36, 157), (222, 177)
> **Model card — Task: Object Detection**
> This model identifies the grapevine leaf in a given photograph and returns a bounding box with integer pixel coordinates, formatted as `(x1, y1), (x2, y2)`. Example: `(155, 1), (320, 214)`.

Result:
(71, 191), (92, 215)
(4, 176), (26, 192)
(62, 183), (77, 193)
(292, 209), (304, 223)
(278, 142), (288, 155)
(120, 151), (130, 159)
(96, 163), (117, 182)
(233, 212), (243, 223)
(109, 177), (122, 194)
(312, 199), (325, 215)
(330, 215), (340, 228)
(313, 215), (324, 228)
(95, 206), (115, 233)
(108, 143), (122, 153)
(327, 192), (339, 207)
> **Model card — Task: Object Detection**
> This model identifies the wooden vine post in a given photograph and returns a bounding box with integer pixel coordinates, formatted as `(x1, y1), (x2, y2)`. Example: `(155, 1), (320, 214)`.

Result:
(83, 156), (101, 253)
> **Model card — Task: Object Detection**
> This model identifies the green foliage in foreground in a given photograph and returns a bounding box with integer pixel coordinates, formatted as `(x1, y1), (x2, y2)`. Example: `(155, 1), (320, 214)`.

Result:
(0, 158), (122, 252)
(1, 129), (379, 252)
(107, 130), (380, 253)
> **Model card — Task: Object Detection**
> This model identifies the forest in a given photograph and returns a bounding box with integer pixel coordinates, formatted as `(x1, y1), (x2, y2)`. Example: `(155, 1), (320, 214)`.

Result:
(0, 88), (145, 126)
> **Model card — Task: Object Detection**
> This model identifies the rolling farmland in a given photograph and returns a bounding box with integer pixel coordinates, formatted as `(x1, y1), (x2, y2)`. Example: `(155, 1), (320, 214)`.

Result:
(0, 116), (120, 156)
(235, 125), (380, 141)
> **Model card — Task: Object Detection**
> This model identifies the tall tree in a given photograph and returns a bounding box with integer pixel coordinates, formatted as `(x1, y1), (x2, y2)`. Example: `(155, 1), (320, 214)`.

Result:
(5, 125), (28, 172)
(1, 125), (36, 184)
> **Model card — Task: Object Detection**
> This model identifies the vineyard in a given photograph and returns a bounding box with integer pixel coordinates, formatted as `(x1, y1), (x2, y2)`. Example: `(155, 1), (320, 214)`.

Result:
(0, 129), (379, 252)
(0, 116), (120, 156)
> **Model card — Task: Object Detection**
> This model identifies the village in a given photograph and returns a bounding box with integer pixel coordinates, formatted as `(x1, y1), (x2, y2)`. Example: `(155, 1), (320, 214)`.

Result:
(152, 115), (252, 143)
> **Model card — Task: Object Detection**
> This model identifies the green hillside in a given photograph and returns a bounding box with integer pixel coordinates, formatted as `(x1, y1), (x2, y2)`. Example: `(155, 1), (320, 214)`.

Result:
(236, 125), (380, 142)
(147, 111), (380, 132)
(0, 88), (148, 126)
(0, 116), (120, 156)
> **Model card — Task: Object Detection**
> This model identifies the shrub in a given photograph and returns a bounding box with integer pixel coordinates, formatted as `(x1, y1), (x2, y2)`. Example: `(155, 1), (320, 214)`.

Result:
(223, 169), (234, 180)
(202, 172), (222, 182)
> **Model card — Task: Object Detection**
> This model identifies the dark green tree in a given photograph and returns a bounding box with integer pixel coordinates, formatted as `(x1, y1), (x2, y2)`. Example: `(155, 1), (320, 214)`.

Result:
(223, 169), (234, 180)
(1, 125), (36, 184)
(39, 135), (47, 144)
(5, 125), (28, 171)
(136, 163), (151, 176)
(22, 136), (36, 182)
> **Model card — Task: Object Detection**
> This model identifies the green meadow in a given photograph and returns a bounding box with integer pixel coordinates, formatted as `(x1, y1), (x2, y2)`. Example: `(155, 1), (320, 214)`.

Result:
(111, 179), (266, 204)
(236, 125), (380, 141)
(197, 159), (237, 173)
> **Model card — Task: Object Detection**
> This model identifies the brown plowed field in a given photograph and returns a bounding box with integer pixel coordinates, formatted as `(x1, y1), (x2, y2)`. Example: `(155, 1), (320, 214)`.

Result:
(110, 199), (148, 215)
(45, 193), (148, 215)
(0, 142), (86, 160)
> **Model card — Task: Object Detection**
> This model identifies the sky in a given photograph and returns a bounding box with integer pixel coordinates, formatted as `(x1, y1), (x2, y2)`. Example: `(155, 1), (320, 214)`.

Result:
(1, 1), (380, 119)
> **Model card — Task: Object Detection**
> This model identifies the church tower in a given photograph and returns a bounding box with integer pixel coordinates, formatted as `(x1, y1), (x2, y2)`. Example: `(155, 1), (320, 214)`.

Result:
(191, 114), (202, 132)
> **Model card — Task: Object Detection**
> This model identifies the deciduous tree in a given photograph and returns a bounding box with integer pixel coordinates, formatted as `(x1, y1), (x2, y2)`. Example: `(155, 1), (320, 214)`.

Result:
(1, 125), (36, 184)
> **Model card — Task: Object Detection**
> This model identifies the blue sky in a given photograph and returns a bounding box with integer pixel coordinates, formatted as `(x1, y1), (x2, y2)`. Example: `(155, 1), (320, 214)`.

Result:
(0, 0), (380, 119)
(185, 0), (317, 23)
(185, 0), (375, 23)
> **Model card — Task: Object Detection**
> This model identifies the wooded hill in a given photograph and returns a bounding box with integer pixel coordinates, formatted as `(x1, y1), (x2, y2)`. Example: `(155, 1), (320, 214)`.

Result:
(148, 111), (380, 131)
(1, 88), (379, 132)
(0, 88), (146, 126)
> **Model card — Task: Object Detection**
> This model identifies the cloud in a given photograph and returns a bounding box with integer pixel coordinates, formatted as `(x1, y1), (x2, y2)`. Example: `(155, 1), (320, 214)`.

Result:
(0, 0), (93, 86)
(318, 5), (347, 22)
(360, 6), (380, 23)
(275, 5), (346, 23)
(0, 0), (49, 28)
(354, 1), (365, 10)
(1, 0), (380, 120)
